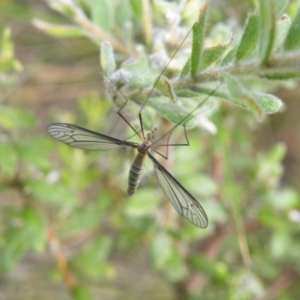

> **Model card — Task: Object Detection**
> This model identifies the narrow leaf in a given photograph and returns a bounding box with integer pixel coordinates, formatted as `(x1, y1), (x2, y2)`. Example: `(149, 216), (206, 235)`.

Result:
(258, 0), (276, 64)
(181, 57), (191, 77)
(200, 43), (229, 71)
(273, 14), (291, 50)
(221, 47), (237, 66)
(100, 41), (116, 76)
(284, 8), (300, 51)
(32, 20), (84, 38)
(264, 70), (300, 80)
(190, 0), (208, 77)
(235, 13), (259, 61)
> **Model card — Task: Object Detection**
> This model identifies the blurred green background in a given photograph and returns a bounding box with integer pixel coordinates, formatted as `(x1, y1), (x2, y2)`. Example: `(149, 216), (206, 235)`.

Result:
(1, 0), (300, 299)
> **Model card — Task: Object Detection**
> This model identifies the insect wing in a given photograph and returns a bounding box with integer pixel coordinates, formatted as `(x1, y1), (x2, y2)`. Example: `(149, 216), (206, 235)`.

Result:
(148, 153), (208, 228)
(48, 123), (138, 151)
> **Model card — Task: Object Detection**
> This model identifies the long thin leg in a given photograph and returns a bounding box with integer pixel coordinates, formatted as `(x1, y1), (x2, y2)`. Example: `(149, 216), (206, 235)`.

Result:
(102, 69), (143, 140)
(139, 27), (194, 115)
(152, 83), (222, 148)
(139, 112), (145, 140)
(152, 125), (190, 160)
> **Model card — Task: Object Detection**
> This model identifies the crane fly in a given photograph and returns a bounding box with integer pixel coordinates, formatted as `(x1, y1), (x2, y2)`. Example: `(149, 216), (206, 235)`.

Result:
(48, 25), (218, 228)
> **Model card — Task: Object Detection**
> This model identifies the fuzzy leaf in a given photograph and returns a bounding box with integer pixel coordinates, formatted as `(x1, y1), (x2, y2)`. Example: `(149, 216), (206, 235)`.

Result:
(284, 8), (300, 51)
(252, 92), (283, 114)
(258, 0), (276, 64)
(148, 97), (197, 129)
(181, 57), (191, 77)
(273, 14), (291, 50)
(200, 43), (229, 71)
(190, 0), (208, 77)
(221, 47), (237, 66)
(236, 13), (259, 61)
(100, 41), (116, 76)
(122, 57), (154, 89)
(224, 74), (265, 120)
(224, 74), (244, 99)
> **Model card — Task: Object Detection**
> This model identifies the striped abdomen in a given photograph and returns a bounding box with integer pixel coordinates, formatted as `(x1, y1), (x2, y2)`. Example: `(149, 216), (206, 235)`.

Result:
(127, 151), (147, 196)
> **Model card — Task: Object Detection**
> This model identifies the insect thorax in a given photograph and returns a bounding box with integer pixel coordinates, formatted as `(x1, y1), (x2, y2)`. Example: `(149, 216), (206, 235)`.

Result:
(138, 140), (152, 153)
(137, 128), (157, 153)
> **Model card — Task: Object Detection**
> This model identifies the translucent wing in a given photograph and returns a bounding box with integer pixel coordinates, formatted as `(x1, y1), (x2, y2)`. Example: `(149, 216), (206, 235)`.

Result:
(148, 153), (208, 228)
(48, 123), (138, 151)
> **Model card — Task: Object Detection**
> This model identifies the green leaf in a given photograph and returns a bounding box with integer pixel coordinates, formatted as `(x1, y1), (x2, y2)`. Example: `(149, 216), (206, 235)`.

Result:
(221, 47), (237, 66)
(252, 91), (283, 114)
(0, 105), (36, 129)
(100, 41), (116, 76)
(269, 188), (299, 210)
(284, 8), (300, 51)
(224, 74), (244, 99)
(191, 255), (229, 278)
(236, 13), (259, 61)
(130, 0), (143, 21)
(29, 180), (77, 205)
(0, 28), (22, 74)
(200, 43), (229, 71)
(264, 69), (300, 80)
(229, 270), (264, 299)
(151, 232), (173, 269)
(274, 0), (289, 17)
(224, 74), (266, 120)
(71, 286), (94, 300)
(148, 97), (197, 129)
(122, 57), (154, 89)
(22, 206), (46, 252)
(256, 143), (286, 189)
(47, 0), (78, 18)
(0, 142), (18, 177)
(19, 137), (53, 170)
(115, 1), (132, 31)
(32, 20), (84, 38)
(74, 237), (113, 273)
(258, 0), (276, 64)
(273, 14), (291, 50)
(162, 247), (187, 282)
(125, 188), (161, 217)
(190, 0), (208, 77)
(0, 228), (27, 271)
(180, 57), (191, 77)
(270, 229), (291, 257)
(91, 0), (114, 33)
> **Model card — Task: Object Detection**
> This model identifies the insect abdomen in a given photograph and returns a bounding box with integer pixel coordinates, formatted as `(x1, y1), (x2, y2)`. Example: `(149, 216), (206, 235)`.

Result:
(128, 152), (146, 196)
